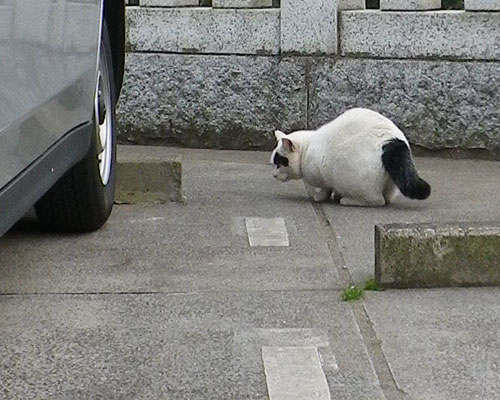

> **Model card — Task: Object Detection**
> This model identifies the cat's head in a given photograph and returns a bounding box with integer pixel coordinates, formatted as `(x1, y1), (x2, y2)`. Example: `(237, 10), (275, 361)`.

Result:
(270, 130), (302, 182)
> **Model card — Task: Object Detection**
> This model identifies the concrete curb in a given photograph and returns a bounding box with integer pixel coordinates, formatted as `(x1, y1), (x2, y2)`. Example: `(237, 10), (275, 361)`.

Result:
(375, 223), (500, 289)
(115, 145), (183, 204)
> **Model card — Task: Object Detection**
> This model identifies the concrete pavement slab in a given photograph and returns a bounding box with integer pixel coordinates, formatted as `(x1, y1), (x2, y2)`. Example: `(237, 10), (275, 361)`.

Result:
(245, 217), (289, 247)
(321, 158), (500, 284)
(233, 328), (339, 373)
(0, 148), (340, 293)
(0, 291), (383, 399)
(3, 147), (498, 399)
(262, 346), (331, 400)
(365, 288), (500, 400)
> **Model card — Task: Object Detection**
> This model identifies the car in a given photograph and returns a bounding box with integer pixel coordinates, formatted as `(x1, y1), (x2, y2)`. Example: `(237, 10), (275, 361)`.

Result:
(0, 0), (125, 236)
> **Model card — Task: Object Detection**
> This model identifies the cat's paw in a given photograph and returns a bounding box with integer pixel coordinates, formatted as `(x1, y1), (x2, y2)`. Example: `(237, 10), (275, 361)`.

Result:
(313, 188), (330, 202)
(313, 193), (327, 202)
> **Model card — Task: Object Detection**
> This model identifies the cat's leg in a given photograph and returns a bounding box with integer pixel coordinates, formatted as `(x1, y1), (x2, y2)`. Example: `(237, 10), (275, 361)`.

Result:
(305, 183), (331, 202)
(340, 194), (386, 207)
(313, 187), (331, 202)
(383, 179), (399, 205)
(339, 173), (388, 207)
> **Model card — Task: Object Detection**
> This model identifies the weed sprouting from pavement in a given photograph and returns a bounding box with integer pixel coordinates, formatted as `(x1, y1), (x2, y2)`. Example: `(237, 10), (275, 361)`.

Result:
(364, 278), (380, 291)
(342, 279), (382, 302)
(342, 285), (363, 302)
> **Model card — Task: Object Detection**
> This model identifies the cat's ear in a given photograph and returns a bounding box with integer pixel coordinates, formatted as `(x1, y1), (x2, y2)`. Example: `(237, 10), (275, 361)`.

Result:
(274, 130), (286, 141)
(281, 138), (295, 153)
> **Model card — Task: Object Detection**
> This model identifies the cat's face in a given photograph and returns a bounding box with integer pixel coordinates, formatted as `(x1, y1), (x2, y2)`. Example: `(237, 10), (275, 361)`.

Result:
(270, 130), (302, 182)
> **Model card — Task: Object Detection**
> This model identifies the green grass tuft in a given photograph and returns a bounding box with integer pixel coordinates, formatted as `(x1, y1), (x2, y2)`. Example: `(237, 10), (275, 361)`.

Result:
(342, 285), (364, 302)
(364, 278), (380, 291)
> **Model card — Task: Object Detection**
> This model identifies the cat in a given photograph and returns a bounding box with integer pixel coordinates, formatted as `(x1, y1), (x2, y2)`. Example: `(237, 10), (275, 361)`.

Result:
(270, 108), (431, 206)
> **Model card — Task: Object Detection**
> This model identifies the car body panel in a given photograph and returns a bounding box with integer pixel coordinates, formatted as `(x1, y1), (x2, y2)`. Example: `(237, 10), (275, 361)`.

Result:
(0, 0), (101, 190)
(0, 122), (92, 237)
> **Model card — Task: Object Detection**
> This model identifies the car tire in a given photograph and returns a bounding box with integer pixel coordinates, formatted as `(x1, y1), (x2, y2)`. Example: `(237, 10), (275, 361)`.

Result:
(35, 21), (117, 233)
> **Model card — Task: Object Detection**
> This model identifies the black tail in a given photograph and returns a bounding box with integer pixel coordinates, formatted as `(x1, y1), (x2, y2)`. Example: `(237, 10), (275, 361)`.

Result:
(381, 139), (431, 200)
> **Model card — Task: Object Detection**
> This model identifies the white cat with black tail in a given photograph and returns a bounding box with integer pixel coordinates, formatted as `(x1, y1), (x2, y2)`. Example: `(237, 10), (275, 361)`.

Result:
(270, 108), (431, 207)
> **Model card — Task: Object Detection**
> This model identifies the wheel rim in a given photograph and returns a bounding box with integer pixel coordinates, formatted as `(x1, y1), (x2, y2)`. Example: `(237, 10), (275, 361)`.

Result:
(94, 61), (113, 186)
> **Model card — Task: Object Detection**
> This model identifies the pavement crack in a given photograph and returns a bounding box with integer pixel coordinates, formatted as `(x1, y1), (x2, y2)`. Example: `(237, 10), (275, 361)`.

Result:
(312, 200), (406, 400)
(353, 302), (407, 400)
(311, 201), (353, 286)
(0, 288), (343, 297)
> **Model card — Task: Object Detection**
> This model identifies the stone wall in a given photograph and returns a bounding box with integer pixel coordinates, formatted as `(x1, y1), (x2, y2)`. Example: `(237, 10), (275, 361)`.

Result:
(117, 0), (500, 157)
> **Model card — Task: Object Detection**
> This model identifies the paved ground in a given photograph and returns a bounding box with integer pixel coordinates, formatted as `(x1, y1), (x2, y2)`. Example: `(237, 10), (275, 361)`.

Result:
(1, 147), (499, 399)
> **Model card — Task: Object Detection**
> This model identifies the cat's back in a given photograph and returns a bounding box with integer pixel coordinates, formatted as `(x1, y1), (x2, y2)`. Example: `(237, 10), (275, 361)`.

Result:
(319, 108), (406, 144)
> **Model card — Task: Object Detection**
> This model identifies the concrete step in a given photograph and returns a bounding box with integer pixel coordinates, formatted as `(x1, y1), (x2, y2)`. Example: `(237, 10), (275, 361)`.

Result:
(375, 223), (500, 288)
(116, 145), (183, 203)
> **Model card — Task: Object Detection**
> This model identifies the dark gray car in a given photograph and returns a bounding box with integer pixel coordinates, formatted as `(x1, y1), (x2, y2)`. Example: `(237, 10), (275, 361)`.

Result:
(0, 0), (125, 236)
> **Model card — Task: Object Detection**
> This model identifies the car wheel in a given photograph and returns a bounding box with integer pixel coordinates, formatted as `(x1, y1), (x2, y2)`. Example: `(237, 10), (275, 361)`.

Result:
(35, 22), (117, 232)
